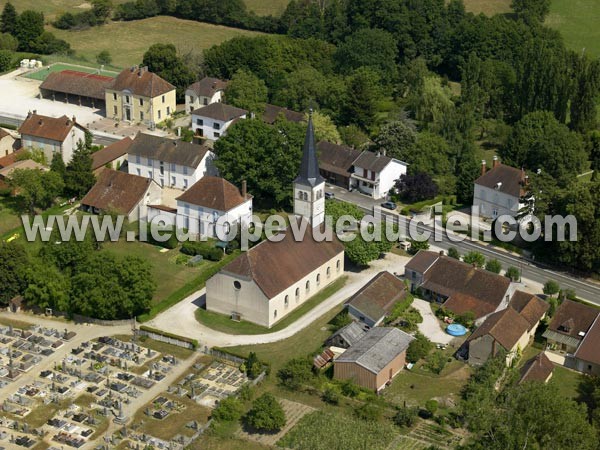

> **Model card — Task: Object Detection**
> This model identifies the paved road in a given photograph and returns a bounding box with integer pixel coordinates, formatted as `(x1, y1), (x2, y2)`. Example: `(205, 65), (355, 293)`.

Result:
(147, 253), (412, 348)
(325, 183), (600, 305)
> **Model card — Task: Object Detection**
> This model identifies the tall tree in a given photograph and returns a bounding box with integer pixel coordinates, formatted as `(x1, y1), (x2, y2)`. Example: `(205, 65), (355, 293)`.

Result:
(244, 393), (286, 433)
(0, 2), (17, 35)
(342, 67), (381, 131)
(142, 43), (195, 101)
(395, 173), (438, 203)
(15, 10), (44, 52)
(373, 121), (417, 161)
(0, 242), (29, 305)
(23, 261), (70, 312)
(455, 141), (480, 204)
(570, 54), (600, 133)
(225, 69), (268, 114)
(511, 0), (551, 24)
(50, 153), (67, 181)
(65, 141), (95, 197)
(10, 169), (64, 214)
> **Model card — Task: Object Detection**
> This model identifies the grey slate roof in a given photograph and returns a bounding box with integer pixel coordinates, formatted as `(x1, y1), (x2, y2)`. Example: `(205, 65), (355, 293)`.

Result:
(353, 151), (394, 173)
(295, 115), (325, 187)
(328, 322), (367, 348)
(336, 327), (414, 374)
(127, 133), (211, 168)
(192, 102), (247, 122)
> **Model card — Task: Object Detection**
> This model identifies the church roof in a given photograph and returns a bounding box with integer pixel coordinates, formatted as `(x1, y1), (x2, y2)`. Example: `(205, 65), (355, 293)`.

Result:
(295, 114), (325, 187)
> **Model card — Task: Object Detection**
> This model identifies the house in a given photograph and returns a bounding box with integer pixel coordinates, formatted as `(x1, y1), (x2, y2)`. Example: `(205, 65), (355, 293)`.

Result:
(191, 103), (247, 140)
(0, 160), (47, 181)
(127, 133), (215, 190)
(542, 299), (599, 355)
(346, 271), (407, 327)
(39, 70), (113, 109)
(105, 66), (176, 126)
(80, 169), (161, 222)
(262, 104), (304, 125)
(19, 112), (88, 165)
(519, 352), (554, 384)
(334, 327), (414, 392)
(158, 176), (253, 239)
(350, 150), (407, 199)
(404, 250), (514, 323)
(91, 137), (133, 175)
(185, 77), (228, 113)
(466, 291), (548, 366)
(205, 114), (345, 328)
(572, 315), (600, 375)
(0, 128), (16, 157)
(473, 156), (534, 220)
(325, 322), (368, 349)
(317, 141), (361, 189)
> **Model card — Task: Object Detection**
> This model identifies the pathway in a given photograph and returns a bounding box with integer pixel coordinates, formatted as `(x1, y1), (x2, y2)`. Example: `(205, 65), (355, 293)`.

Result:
(411, 299), (455, 345)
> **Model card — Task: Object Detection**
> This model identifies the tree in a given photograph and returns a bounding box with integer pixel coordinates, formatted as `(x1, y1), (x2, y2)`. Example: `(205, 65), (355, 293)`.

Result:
(511, 0), (551, 24)
(502, 111), (587, 186)
(463, 251), (485, 268)
(543, 280), (560, 296)
(309, 110), (341, 144)
(214, 118), (305, 209)
(0, 49), (12, 72)
(322, 388), (340, 405)
(406, 332), (433, 362)
(15, 10), (44, 52)
(245, 352), (262, 379)
(334, 28), (398, 83)
(0, 242), (29, 305)
(455, 141), (480, 204)
(91, 0), (113, 23)
(0, 32), (18, 51)
(408, 239), (429, 255)
(395, 173), (438, 203)
(142, 43), (195, 101)
(373, 121), (417, 161)
(50, 153), (67, 181)
(23, 261), (69, 311)
(344, 234), (384, 266)
(0, 2), (17, 35)
(484, 259), (502, 274)
(225, 69), (268, 114)
(96, 50), (112, 65)
(505, 266), (520, 282)
(448, 247), (460, 260)
(325, 200), (364, 224)
(393, 406), (418, 428)
(65, 141), (95, 197)
(425, 399), (438, 416)
(244, 393), (286, 433)
(342, 67), (381, 131)
(212, 396), (243, 422)
(570, 54), (600, 133)
(277, 358), (313, 390)
(10, 169), (64, 214)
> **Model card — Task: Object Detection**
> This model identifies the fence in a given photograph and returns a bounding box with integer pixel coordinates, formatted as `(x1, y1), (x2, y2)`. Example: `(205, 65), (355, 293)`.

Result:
(72, 314), (135, 327)
(137, 325), (198, 350)
(207, 348), (246, 365)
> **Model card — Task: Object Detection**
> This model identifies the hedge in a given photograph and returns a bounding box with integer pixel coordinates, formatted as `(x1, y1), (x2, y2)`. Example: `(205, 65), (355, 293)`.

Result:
(181, 241), (223, 261)
(146, 225), (178, 249)
(139, 325), (198, 349)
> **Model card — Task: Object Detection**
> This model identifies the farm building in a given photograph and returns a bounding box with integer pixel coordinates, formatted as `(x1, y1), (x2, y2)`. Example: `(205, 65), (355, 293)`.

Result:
(39, 70), (113, 109)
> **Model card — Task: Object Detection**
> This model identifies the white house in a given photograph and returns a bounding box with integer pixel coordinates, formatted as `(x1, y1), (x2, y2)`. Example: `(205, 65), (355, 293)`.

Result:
(350, 151), (407, 199)
(0, 128), (16, 157)
(185, 77), (227, 113)
(473, 157), (534, 220)
(172, 176), (253, 239)
(18, 112), (88, 165)
(204, 114), (345, 328)
(127, 133), (216, 190)
(191, 103), (247, 140)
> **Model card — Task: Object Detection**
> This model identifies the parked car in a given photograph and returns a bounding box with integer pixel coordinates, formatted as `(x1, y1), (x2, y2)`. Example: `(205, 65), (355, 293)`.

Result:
(325, 192), (335, 199)
(380, 201), (397, 210)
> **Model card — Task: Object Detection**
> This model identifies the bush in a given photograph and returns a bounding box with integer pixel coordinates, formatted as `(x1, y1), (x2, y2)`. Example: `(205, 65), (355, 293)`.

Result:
(407, 332), (433, 362)
(244, 393), (286, 432)
(212, 396), (243, 422)
(354, 403), (382, 421)
(425, 399), (439, 416)
(455, 311), (475, 329)
(146, 225), (177, 249)
(340, 379), (361, 398)
(277, 358), (313, 390)
(0, 49), (13, 72)
(463, 251), (485, 268)
(425, 350), (447, 375)
(505, 266), (520, 281)
(330, 308), (353, 330)
(180, 241), (222, 261)
(394, 406), (418, 427)
(485, 258), (502, 274)
(322, 388), (340, 405)
(246, 352), (263, 380)
(447, 247), (460, 260)
(543, 280), (560, 296)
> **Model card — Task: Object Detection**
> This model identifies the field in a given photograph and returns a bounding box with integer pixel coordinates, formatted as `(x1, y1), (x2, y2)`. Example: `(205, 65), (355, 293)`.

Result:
(547, 0), (600, 57)
(0, 0), (128, 20)
(462, 0), (512, 16)
(50, 16), (263, 68)
(23, 62), (118, 81)
(244, 0), (289, 17)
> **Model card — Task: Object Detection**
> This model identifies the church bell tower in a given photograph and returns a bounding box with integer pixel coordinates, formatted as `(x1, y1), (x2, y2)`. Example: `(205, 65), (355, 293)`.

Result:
(294, 111), (325, 227)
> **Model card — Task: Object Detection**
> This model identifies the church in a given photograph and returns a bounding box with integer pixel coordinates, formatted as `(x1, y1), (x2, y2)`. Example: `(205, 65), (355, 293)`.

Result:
(205, 114), (346, 328)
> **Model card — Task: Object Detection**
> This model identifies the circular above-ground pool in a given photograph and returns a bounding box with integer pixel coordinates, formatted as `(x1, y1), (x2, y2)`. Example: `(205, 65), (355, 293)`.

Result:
(446, 323), (467, 336)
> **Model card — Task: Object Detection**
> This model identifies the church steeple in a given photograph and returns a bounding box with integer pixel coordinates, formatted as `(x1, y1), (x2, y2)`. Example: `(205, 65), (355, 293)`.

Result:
(295, 111), (325, 187)
(293, 110), (325, 227)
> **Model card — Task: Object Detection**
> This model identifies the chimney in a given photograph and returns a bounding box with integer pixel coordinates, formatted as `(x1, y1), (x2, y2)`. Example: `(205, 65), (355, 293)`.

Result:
(376, 151), (381, 158)
(27, 111), (32, 119)
(481, 159), (486, 176)
(493, 155), (499, 168)
(241, 180), (247, 198)
(33, 110), (37, 115)
(439, 250), (444, 256)
(382, 148), (386, 157)
(72, 115), (76, 123)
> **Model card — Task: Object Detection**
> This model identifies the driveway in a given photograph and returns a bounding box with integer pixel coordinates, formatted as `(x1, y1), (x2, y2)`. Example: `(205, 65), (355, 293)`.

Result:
(148, 253), (412, 348)
(411, 298), (455, 345)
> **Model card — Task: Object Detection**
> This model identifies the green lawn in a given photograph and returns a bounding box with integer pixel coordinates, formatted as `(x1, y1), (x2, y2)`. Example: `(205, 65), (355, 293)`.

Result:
(50, 16), (263, 68)
(550, 365), (582, 400)
(0, 0), (130, 20)
(24, 63), (118, 81)
(547, 0), (600, 57)
(244, 0), (289, 17)
(195, 276), (348, 334)
(462, 0), (512, 16)
(0, 196), (22, 237)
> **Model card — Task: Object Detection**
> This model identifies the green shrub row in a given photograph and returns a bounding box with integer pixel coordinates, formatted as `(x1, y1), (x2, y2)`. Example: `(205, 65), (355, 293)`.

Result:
(181, 241), (223, 261)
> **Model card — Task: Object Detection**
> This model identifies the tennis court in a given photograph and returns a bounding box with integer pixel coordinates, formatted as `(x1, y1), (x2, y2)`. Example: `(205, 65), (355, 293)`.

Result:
(23, 63), (119, 82)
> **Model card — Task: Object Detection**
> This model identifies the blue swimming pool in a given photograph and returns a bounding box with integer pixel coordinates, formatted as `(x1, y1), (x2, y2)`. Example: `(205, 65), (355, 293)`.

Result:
(446, 323), (467, 336)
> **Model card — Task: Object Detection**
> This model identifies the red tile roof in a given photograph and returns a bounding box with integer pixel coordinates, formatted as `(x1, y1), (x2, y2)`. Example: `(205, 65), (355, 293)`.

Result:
(263, 104), (304, 124)
(347, 271), (407, 324)
(0, 149), (23, 169)
(19, 113), (86, 142)
(520, 352), (554, 384)
(574, 315), (600, 366)
(81, 169), (153, 215)
(192, 103), (247, 122)
(475, 163), (526, 198)
(222, 223), (345, 299)
(317, 141), (362, 178)
(546, 299), (599, 341)
(40, 70), (113, 101)
(187, 77), (228, 97)
(107, 66), (175, 98)
(468, 307), (532, 350)
(404, 250), (440, 274)
(176, 176), (250, 211)
(91, 137), (133, 171)
(509, 291), (549, 330)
